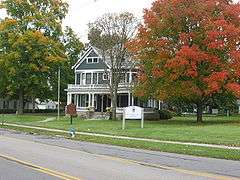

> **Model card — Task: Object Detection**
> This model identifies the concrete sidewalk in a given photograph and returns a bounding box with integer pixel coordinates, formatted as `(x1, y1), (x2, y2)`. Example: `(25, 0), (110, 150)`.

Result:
(4, 122), (240, 150)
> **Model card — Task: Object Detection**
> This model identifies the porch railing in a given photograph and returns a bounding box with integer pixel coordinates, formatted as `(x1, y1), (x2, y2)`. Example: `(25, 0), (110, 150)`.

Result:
(68, 83), (134, 89)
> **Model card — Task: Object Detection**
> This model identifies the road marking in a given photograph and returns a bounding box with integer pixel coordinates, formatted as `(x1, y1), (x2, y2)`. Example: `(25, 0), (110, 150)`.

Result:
(0, 153), (81, 180)
(98, 155), (240, 180)
(1, 135), (239, 180)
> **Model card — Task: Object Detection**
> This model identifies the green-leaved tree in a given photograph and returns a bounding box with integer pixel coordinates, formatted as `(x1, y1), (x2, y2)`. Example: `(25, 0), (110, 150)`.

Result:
(0, 0), (68, 114)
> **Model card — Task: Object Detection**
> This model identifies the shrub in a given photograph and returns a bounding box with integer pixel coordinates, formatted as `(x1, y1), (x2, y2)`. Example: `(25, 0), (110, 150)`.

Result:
(159, 110), (173, 119)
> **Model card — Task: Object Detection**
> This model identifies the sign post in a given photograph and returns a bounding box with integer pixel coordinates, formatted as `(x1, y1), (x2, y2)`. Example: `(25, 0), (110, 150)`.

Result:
(66, 103), (77, 125)
(122, 106), (144, 130)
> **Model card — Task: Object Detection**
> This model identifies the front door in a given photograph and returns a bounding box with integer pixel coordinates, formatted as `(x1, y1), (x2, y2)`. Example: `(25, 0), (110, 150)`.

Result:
(95, 94), (111, 112)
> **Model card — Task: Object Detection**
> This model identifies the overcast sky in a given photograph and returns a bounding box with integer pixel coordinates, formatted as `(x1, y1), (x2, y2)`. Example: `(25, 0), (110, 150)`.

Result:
(0, 0), (239, 42)
(63, 0), (154, 42)
(0, 0), (153, 42)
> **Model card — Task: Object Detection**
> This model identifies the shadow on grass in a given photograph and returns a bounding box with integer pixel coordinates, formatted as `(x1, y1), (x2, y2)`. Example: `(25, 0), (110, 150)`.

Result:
(147, 116), (240, 126)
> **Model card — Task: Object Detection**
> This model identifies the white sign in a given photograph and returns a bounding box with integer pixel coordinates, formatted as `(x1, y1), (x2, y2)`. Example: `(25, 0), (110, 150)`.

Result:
(122, 106), (144, 129)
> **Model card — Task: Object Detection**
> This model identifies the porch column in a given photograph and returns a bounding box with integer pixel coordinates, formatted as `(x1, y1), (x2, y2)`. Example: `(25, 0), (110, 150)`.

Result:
(132, 95), (134, 106)
(128, 92), (131, 106)
(92, 93), (95, 108)
(88, 93), (91, 106)
(97, 73), (99, 85)
(76, 94), (79, 107)
(91, 72), (93, 84)
(118, 94), (121, 107)
(129, 70), (132, 83)
(67, 93), (71, 105)
(147, 99), (150, 107)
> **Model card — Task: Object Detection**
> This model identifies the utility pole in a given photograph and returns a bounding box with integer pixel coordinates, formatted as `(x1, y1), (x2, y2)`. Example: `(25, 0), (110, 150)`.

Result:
(57, 67), (61, 120)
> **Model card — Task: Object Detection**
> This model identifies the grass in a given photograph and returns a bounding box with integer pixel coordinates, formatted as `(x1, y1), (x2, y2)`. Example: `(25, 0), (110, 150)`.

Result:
(2, 124), (240, 161)
(1, 114), (239, 146)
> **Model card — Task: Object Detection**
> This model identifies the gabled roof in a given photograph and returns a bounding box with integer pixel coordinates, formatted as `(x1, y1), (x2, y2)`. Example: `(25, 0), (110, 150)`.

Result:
(72, 45), (103, 70)
(72, 45), (137, 70)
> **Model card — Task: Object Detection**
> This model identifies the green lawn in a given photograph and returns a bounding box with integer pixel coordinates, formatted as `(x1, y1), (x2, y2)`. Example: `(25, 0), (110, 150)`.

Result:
(2, 124), (240, 161)
(1, 114), (240, 146)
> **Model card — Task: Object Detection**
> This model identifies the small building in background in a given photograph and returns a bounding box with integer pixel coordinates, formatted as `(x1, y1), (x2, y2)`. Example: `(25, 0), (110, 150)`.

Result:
(36, 99), (58, 110)
(0, 98), (34, 111)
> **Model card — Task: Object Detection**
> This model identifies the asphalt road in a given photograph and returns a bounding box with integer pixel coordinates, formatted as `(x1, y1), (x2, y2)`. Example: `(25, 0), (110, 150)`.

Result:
(0, 157), (59, 180)
(0, 128), (239, 180)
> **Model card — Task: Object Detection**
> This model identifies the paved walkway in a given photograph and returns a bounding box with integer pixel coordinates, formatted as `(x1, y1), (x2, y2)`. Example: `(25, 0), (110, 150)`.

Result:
(39, 117), (56, 123)
(4, 123), (240, 150)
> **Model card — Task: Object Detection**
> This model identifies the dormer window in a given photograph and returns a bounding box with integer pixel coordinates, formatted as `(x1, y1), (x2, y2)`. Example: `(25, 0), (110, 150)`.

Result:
(87, 57), (99, 64)
(87, 58), (93, 63)
(93, 58), (98, 63)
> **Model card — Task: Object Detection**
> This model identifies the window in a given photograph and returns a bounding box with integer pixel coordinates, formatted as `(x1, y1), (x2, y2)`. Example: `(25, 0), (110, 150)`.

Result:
(103, 73), (108, 80)
(93, 73), (97, 84)
(76, 73), (81, 84)
(93, 58), (98, 63)
(98, 73), (103, 84)
(78, 94), (89, 107)
(81, 73), (85, 85)
(87, 57), (99, 64)
(87, 58), (93, 63)
(126, 73), (130, 83)
(86, 73), (91, 84)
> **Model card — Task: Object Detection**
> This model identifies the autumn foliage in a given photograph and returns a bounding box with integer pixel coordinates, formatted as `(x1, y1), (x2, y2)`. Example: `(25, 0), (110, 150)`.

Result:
(128, 0), (240, 122)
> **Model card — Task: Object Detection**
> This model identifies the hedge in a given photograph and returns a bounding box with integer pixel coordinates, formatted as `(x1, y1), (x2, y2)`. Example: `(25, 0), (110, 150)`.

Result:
(0, 109), (64, 114)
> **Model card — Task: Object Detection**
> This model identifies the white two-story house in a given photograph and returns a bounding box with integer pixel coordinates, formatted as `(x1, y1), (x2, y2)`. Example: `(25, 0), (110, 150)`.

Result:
(66, 46), (161, 116)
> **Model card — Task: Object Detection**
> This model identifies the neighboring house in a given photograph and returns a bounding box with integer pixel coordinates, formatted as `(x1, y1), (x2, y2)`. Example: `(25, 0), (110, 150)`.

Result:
(66, 46), (161, 116)
(36, 100), (58, 110)
(0, 98), (58, 111)
(0, 98), (34, 110)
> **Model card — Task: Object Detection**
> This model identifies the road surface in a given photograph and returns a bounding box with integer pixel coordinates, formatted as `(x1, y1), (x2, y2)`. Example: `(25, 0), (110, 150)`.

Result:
(0, 128), (239, 180)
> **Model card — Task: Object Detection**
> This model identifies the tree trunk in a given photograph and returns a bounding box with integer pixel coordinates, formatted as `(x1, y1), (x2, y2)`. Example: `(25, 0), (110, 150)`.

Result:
(32, 97), (35, 113)
(18, 89), (24, 115)
(196, 102), (203, 123)
(111, 88), (118, 120)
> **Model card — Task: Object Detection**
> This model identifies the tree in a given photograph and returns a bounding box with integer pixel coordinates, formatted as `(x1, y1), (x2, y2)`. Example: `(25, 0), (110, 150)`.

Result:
(49, 26), (84, 103)
(0, 0), (68, 114)
(128, 0), (240, 122)
(88, 12), (138, 119)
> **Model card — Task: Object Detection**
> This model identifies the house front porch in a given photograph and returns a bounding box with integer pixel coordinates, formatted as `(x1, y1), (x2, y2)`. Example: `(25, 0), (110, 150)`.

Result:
(66, 92), (162, 119)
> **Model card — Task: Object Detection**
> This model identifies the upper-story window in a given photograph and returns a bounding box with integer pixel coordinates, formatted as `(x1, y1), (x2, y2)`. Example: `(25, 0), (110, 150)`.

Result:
(76, 73), (81, 84)
(86, 73), (91, 84)
(103, 72), (108, 80)
(86, 57), (99, 64)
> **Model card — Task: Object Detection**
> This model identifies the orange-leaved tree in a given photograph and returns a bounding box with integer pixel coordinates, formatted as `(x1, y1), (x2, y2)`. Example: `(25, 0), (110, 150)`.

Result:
(128, 0), (240, 122)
